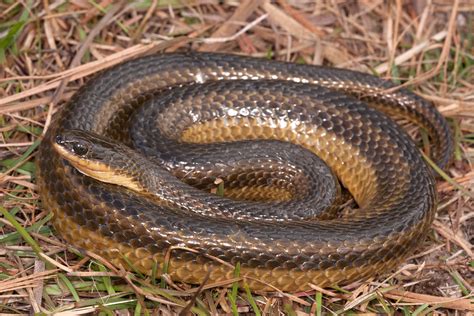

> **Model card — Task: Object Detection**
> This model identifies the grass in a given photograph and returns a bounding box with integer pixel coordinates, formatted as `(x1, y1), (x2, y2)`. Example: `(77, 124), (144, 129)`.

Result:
(1, 0), (473, 314)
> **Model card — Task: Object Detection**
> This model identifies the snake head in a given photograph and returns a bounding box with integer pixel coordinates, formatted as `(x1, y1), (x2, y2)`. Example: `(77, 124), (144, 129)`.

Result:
(53, 129), (117, 179)
(53, 130), (142, 191)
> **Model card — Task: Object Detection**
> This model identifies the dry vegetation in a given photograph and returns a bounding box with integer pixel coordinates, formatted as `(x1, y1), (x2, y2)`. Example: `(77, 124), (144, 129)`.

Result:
(0, 0), (473, 314)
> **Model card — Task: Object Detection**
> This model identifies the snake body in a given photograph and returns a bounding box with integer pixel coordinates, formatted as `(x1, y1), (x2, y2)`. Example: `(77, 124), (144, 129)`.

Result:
(37, 52), (452, 291)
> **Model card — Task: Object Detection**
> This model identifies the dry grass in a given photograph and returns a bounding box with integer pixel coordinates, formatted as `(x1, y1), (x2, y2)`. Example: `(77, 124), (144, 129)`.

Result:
(0, 0), (473, 314)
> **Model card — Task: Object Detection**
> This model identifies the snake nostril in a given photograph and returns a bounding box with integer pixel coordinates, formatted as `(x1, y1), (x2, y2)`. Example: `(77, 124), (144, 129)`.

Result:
(55, 135), (64, 145)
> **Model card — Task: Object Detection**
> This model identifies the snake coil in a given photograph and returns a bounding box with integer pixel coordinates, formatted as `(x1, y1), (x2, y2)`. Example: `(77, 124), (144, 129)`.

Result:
(37, 53), (452, 291)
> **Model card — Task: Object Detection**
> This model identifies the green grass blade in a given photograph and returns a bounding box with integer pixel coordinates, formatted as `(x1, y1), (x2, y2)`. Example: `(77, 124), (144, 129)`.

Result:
(243, 282), (261, 316)
(422, 152), (474, 199)
(58, 273), (81, 302)
(228, 262), (241, 316)
(314, 291), (322, 316)
(0, 206), (43, 255)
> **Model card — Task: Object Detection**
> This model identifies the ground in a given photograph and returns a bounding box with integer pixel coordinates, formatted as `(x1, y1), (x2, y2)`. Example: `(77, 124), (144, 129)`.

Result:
(0, 0), (473, 315)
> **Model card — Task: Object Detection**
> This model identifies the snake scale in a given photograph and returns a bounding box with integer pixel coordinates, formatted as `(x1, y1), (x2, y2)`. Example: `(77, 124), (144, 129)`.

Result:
(36, 52), (452, 291)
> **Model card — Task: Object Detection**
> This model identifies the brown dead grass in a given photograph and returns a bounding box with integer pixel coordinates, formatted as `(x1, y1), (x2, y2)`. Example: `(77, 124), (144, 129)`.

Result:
(0, 0), (472, 314)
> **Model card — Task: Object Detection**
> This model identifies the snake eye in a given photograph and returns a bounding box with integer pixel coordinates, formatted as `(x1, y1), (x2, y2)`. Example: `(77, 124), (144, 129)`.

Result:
(72, 142), (89, 156)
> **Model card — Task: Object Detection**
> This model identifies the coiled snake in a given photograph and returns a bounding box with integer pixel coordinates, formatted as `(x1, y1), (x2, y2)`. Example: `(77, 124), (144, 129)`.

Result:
(37, 52), (452, 291)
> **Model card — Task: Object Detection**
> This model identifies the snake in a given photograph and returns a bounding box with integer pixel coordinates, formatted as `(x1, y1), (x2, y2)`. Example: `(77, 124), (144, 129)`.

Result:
(36, 52), (452, 291)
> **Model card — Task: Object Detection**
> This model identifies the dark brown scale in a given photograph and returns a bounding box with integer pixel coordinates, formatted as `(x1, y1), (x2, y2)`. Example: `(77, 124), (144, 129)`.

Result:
(36, 52), (452, 291)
